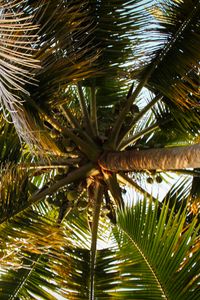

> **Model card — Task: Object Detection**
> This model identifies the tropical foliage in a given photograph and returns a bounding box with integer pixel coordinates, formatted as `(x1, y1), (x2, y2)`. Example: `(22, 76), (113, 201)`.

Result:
(0, 0), (200, 299)
(0, 199), (199, 299)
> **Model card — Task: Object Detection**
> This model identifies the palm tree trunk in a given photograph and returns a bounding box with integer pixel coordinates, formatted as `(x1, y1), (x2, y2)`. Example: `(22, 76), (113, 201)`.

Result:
(99, 144), (200, 171)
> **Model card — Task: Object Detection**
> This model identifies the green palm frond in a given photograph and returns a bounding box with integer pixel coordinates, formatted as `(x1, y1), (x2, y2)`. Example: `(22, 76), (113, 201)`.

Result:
(154, 101), (200, 141)
(162, 170), (200, 221)
(28, 0), (98, 103)
(0, 161), (63, 224)
(0, 163), (32, 223)
(0, 248), (90, 300)
(0, 116), (22, 163)
(25, 0), (152, 107)
(94, 248), (119, 299)
(0, 197), (102, 299)
(0, 1), (200, 299)
(163, 175), (192, 209)
(0, 196), (199, 299)
(110, 198), (200, 299)
(0, 205), (91, 299)
(84, 0), (152, 105)
(134, 0), (200, 107)
(109, 0), (200, 146)
(141, 102), (200, 150)
(187, 169), (200, 218)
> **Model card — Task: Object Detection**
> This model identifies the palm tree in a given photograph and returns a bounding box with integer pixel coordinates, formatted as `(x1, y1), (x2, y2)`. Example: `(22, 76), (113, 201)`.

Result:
(0, 0), (199, 299)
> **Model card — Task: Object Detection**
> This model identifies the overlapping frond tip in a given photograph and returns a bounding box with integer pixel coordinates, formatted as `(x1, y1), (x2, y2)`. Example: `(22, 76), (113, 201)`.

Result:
(0, 0), (40, 145)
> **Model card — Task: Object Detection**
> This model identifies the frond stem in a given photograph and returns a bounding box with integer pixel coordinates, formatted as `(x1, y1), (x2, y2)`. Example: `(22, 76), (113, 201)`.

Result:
(116, 94), (162, 148)
(60, 104), (98, 147)
(120, 228), (168, 300)
(27, 98), (99, 160)
(10, 254), (41, 300)
(0, 163), (96, 224)
(30, 163), (95, 204)
(117, 173), (158, 203)
(18, 158), (81, 170)
(102, 170), (124, 209)
(119, 122), (159, 150)
(77, 82), (94, 137)
(59, 105), (77, 129)
(89, 182), (104, 300)
(43, 111), (99, 159)
(90, 85), (99, 136)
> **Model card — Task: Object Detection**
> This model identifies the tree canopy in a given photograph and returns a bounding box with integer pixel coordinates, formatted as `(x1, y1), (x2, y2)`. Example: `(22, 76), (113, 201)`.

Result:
(0, 0), (199, 299)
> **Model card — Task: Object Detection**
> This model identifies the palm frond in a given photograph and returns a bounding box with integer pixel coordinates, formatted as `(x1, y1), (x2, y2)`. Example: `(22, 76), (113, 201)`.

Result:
(0, 2), (199, 299)
(21, 102), (66, 155)
(162, 171), (200, 221)
(0, 248), (91, 300)
(0, 194), (111, 299)
(110, 198), (200, 299)
(0, 0), (39, 104)
(150, 101), (200, 147)
(29, 0), (98, 103)
(1, 195), (199, 299)
(0, 115), (22, 163)
(187, 169), (200, 218)
(0, 0), (41, 145)
(134, 0), (200, 107)
(0, 161), (58, 224)
(85, 0), (152, 106)
(0, 158), (68, 224)
(0, 205), (91, 299)
(111, 0), (200, 148)
(0, 163), (32, 224)
(94, 247), (120, 299)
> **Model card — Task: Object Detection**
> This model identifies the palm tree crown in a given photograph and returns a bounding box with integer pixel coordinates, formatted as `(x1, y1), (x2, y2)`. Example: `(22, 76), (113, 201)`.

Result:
(0, 0), (200, 299)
